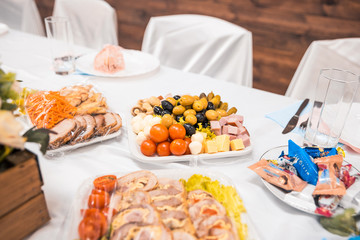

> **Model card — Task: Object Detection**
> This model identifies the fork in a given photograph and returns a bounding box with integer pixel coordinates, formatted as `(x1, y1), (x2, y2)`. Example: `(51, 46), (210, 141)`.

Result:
(299, 118), (309, 131)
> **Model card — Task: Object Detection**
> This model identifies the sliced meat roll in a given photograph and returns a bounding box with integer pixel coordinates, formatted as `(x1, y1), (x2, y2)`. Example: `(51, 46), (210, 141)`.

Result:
(111, 204), (160, 231)
(93, 114), (105, 136)
(111, 223), (172, 240)
(115, 190), (151, 211)
(117, 170), (158, 193)
(101, 112), (117, 135)
(109, 113), (122, 134)
(161, 210), (195, 234)
(48, 119), (76, 149)
(189, 199), (226, 223)
(196, 215), (237, 240)
(152, 196), (183, 210)
(187, 190), (214, 206)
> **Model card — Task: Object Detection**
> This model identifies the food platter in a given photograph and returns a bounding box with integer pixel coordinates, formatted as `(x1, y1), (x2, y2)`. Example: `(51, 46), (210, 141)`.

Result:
(128, 123), (252, 164)
(61, 169), (261, 240)
(76, 50), (160, 78)
(259, 145), (360, 216)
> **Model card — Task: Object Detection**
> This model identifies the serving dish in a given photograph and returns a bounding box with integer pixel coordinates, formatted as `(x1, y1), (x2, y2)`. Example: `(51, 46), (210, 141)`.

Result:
(259, 145), (360, 216)
(61, 169), (260, 240)
(76, 50), (160, 78)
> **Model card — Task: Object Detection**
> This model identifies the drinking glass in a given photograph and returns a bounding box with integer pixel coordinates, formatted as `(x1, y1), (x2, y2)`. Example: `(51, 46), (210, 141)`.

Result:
(44, 16), (75, 75)
(304, 69), (359, 148)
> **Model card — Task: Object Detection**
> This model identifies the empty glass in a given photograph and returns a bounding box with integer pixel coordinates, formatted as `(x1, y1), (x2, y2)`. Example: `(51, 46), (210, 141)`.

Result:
(45, 16), (75, 75)
(304, 69), (359, 148)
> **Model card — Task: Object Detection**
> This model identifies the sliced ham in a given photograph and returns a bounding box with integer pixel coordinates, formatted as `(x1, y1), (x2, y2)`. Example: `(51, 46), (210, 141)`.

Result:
(94, 45), (125, 74)
(48, 119), (76, 149)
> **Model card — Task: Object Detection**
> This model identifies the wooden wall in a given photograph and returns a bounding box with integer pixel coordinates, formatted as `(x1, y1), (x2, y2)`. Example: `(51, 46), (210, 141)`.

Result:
(36, 0), (360, 95)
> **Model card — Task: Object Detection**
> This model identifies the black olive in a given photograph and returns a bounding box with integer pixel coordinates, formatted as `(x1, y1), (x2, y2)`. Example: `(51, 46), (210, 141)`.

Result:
(161, 100), (174, 112)
(175, 114), (184, 122)
(173, 95), (181, 100)
(195, 112), (205, 123)
(201, 109), (207, 115)
(183, 123), (196, 136)
(153, 106), (163, 115)
(207, 102), (215, 110)
(203, 122), (209, 128)
(162, 110), (172, 116)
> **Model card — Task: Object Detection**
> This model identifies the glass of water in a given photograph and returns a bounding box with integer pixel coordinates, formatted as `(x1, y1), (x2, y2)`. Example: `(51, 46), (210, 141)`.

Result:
(304, 69), (359, 148)
(45, 16), (75, 75)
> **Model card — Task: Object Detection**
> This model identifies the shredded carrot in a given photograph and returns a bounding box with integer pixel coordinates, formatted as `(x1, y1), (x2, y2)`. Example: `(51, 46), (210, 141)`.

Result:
(26, 91), (77, 129)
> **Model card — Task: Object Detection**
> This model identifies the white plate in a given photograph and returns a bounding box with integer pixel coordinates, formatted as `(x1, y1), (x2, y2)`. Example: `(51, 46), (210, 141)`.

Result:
(127, 119), (252, 165)
(76, 50), (160, 78)
(0, 23), (9, 36)
(61, 169), (261, 240)
(259, 145), (360, 216)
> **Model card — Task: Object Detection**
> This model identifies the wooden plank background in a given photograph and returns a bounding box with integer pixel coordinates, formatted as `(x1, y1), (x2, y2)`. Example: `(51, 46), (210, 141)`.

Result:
(36, 0), (360, 95)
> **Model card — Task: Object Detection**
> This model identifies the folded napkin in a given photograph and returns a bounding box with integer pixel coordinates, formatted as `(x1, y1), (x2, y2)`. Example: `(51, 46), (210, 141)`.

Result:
(266, 101), (360, 153)
(0, 23), (9, 36)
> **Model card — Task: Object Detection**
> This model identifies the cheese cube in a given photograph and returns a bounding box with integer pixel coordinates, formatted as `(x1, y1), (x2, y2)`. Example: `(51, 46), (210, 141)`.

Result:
(230, 139), (245, 151)
(204, 140), (218, 154)
(215, 135), (230, 152)
(237, 134), (251, 147)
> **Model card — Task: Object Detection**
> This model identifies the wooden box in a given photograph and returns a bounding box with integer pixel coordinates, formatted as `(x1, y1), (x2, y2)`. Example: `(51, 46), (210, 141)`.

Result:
(0, 150), (50, 240)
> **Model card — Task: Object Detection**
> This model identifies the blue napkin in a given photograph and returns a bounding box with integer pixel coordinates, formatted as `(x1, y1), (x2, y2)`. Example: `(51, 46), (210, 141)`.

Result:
(72, 69), (94, 76)
(265, 100), (311, 135)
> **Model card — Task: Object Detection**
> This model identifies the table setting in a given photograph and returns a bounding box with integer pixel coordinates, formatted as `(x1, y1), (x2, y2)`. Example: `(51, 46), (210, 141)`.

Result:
(0, 20), (360, 240)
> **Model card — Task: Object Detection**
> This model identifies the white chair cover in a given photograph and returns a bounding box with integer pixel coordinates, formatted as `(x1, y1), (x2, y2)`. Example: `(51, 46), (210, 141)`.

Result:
(0, 0), (44, 36)
(53, 0), (118, 50)
(142, 14), (253, 87)
(286, 38), (360, 100)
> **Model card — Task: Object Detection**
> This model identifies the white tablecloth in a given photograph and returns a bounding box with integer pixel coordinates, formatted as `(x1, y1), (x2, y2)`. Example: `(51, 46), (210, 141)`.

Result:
(1, 30), (359, 240)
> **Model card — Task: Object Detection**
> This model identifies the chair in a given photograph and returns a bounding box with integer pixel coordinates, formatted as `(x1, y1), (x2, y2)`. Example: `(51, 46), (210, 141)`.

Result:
(286, 38), (360, 100)
(142, 14), (253, 87)
(53, 0), (118, 50)
(0, 0), (44, 36)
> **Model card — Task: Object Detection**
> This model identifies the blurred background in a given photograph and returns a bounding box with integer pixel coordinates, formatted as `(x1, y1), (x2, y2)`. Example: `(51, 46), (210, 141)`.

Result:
(31, 0), (360, 94)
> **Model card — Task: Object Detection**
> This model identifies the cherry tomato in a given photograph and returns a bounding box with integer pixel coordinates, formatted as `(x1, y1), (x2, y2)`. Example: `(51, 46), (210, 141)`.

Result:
(140, 139), (157, 156)
(93, 175), (117, 192)
(169, 124), (186, 140)
(150, 124), (169, 143)
(183, 137), (191, 155)
(170, 139), (187, 156)
(88, 189), (110, 209)
(78, 209), (107, 239)
(156, 141), (171, 156)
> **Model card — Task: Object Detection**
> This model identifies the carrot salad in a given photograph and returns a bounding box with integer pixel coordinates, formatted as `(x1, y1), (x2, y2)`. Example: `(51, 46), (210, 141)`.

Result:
(26, 91), (77, 129)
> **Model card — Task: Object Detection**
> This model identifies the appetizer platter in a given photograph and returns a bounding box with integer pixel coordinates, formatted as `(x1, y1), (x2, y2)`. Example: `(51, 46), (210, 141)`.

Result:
(128, 92), (252, 163)
(76, 45), (160, 77)
(63, 169), (260, 240)
(25, 84), (122, 154)
(249, 140), (360, 217)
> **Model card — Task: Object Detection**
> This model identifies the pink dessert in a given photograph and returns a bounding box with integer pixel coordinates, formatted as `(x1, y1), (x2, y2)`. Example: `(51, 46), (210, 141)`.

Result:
(94, 45), (125, 74)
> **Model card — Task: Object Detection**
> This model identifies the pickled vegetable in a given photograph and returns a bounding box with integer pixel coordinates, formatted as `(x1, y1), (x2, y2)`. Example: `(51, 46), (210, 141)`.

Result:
(207, 91), (214, 101)
(219, 102), (228, 111)
(227, 107), (237, 115)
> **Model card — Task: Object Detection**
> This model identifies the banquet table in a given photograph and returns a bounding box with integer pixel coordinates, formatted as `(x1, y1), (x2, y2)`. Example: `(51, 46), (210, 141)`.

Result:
(1, 29), (359, 240)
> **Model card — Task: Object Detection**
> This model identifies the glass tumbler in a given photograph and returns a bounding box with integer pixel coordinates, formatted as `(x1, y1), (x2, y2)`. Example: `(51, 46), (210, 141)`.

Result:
(304, 68), (359, 148)
(45, 16), (75, 75)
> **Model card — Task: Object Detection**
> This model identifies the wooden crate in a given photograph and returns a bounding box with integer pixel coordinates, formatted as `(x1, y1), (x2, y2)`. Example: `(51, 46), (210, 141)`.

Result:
(0, 150), (50, 239)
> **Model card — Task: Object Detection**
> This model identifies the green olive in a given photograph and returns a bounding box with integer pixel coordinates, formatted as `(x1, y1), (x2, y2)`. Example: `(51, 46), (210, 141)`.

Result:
(172, 105), (186, 115)
(166, 97), (176, 106)
(193, 95), (199, 101)
(210, 95), (221, 108)
(179, 95), (195, 106)
(185, 114), (197, 125)
(161, 114), (173, 128)
(227, 107), (238, 116)
(205, 110), (219, 121)
(184, 109), (196, 117)
(219, 102), (228, 111)
(192, 100), (203, 112)
(216, 109), (227, 117)
(199, 97), (208, 109)
(207, 91), (214, 101)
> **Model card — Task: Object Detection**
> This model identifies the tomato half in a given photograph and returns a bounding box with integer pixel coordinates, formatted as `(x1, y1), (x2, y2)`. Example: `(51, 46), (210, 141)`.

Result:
(169, 124), (186, 140)
(150, 124), (169, 143)
(183, 137), (191, 155)
(78, 209), (107, 240)
(170, 139), (187, 156)
(93, 175), (117, 192)
(140, 139), (157, 156)
(156, 141), (171, 156)
(88, 189), (110, 209)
